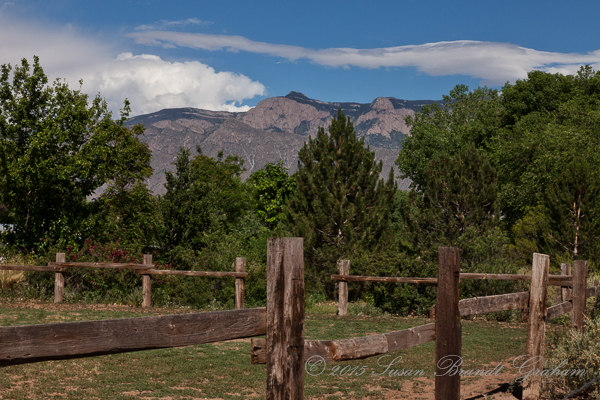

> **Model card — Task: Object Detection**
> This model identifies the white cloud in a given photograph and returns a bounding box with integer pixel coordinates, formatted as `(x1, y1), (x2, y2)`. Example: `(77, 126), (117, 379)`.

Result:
(0, 17), (264, 115)
(83, 53), (265, 115)
(127, 31), (600, 85)
(134, 18), (212, 31)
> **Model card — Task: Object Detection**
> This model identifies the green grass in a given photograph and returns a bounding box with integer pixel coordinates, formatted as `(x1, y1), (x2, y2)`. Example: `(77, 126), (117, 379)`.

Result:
(0, 300), (528, 399)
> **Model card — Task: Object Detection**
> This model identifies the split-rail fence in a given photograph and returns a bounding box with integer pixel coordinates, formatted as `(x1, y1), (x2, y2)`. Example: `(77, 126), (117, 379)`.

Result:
(0, 254), (248, 309)
(1, 240), (597, 400)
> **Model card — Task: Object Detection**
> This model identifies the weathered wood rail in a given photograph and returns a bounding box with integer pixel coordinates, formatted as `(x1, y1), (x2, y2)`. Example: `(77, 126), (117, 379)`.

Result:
(330, 255), (598, 400)
(0, 238), (306, 400)
(4, 241), (599, 400)
(331, 272), (573, 286)
(0, 308), (266, 366)
(3, 254), (248, 309)
(251, 322), (436, 364)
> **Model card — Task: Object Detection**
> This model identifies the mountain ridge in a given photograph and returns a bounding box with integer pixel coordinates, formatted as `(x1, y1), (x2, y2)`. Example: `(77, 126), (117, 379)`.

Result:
(127, 92), (439, 194)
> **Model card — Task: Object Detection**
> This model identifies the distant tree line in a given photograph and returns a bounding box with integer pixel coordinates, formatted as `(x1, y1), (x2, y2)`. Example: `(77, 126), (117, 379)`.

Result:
(1, 56), (599, 315)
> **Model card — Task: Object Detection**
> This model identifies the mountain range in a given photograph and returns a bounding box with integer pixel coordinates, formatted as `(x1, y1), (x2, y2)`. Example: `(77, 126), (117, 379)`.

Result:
(127, 91), (438, 194)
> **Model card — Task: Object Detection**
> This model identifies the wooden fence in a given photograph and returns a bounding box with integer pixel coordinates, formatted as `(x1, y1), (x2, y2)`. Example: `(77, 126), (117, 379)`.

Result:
(0, 238), (305, 399)
(329, 251), (597, 400)
(0, 254), (248, 309)
(1, 242), (598, 399)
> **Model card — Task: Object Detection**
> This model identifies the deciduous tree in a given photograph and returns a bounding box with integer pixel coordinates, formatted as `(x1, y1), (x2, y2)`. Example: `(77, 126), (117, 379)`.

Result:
(0, 56), (150, 251)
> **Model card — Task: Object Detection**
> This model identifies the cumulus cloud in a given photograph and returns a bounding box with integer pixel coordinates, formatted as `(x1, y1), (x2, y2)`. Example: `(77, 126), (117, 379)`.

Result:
(0, 18), (264, 115)
(82, 53), (265, 114)
(127, 31), (600, 85)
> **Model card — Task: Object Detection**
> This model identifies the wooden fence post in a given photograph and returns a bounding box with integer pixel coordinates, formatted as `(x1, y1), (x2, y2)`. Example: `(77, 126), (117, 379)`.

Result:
(266, 238), (304, 400)
(572, 260), (588, 331)
(435, 247), (461, 400)
(142, 254), (152, 308)
(54, 253), (65, 303)
(561, 263), (571, 302)
(235, 257), (246, 310)
(523, 253), (549, 400)
(338, 260), (350, 316)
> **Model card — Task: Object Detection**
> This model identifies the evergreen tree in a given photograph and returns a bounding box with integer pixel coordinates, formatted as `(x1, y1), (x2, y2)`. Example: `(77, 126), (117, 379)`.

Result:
(285, 110), (396, 294)
(159, 147), (249, 266)
(414, 145), (500, 249)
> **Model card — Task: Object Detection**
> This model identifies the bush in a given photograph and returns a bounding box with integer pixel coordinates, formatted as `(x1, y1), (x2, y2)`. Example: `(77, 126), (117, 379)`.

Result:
(543, 317), (600, 399)
(354, 252), (437, 316)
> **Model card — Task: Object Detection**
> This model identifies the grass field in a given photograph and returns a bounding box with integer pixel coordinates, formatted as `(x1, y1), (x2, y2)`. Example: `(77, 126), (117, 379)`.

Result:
(0, 300), (534, 399)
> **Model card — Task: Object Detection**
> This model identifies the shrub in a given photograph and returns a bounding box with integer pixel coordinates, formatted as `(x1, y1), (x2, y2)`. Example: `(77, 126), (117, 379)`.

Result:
(543, 317), (600, 399)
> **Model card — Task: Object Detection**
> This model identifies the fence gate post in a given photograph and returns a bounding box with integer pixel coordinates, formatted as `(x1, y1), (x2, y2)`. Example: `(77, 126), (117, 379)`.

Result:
(54, 253), (65, 303)
(235, 257), (246, 310)
(266, 238), (305, 400)
(572, 260), (588, 331)
(338, 260), (350, 316)
(142, 254), (152, 308)
(523, 253), (549, 400)
(435, 247), (461, 400)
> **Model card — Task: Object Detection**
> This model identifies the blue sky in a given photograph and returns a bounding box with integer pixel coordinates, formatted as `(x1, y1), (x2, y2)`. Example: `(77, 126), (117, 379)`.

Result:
(1, 0), (599, 116)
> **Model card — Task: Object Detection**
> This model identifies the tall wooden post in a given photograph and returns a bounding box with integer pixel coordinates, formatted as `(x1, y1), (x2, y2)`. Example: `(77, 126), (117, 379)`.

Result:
(266, 238), (304, 400)
(142, 254), (152, 308)
(54, 253), (65, 303)
(572, 260), (588, 331)
(523, 253), (549, 400)
(435, 247), (461, 400)
(338, 260), (350, 316)
(235, 257), (246, 310)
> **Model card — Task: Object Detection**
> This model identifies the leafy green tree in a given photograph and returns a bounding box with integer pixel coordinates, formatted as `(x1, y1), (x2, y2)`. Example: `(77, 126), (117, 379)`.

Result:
(396, 85), (502, 191)
(0, 56), (149, 251)
(285, 109), (397, 294)
(247, 160), (296, 229)
(159, 147), (249, 265)
(88, 181), (161, 251)
(493, 68), (600, 225)
(542, 157), (600, 263)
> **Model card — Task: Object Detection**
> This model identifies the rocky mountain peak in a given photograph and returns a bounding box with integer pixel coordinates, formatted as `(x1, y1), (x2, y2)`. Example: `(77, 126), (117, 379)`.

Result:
(127, 92), (438, 194)
(370, 97), (395, 111)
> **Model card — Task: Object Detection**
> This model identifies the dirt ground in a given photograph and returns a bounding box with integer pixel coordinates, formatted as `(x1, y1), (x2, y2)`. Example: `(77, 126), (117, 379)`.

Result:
(339, 359), (524, 400)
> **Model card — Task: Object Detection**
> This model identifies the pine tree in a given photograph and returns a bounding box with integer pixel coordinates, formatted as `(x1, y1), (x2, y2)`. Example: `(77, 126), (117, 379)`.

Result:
(285, 109), (396, 294)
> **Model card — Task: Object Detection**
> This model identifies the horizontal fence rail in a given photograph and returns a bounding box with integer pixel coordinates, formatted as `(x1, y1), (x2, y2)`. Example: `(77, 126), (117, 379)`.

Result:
(48, 261), (152, 270)
(331, 275), (438, 284)
(251, 322), (435, 364)
(332, 273), (573, 286)
(4, 254), (248, 308)
(0, 307), (266, 367)
(134, 269), (248, 278)
(0, 265), (67, 272)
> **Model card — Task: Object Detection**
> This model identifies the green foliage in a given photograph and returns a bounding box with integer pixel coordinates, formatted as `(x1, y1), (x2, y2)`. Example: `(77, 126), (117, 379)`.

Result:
(397, 67), (600, 277)
(285, 109), (397, 295)
(410, 145), (500, 249)
(247, 160), (296, 228)
(396, 85), (502, 190)
(88, 181), (161, 250)
(159, 147), (249, 267)
(0, 56), (150, 252)
(542, 156), (600, 263)
(354, 252), (437, 316)
(493, 67), (600, 225)
(544, 318), (600, 399)
(23, 238), (143, 303)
